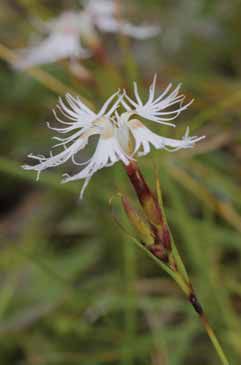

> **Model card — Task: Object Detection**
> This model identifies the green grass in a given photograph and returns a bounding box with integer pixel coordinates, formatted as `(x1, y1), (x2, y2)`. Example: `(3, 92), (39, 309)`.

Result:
(0, 1), (240, 364)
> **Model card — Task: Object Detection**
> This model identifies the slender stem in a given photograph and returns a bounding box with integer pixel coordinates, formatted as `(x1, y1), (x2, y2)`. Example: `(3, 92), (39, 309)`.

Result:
(175, 275), (230, 365)
(119, 219), (230, 365)
(199, 314), (230, 365)
(122, 162), (230, 365)
(132, 234), (230, 365)
(122, 240), (137, 365)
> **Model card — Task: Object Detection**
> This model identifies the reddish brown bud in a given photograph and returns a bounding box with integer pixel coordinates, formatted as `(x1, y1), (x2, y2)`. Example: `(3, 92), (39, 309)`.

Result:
(149, 244), (169, 263)
(124, 161), (164, 226)
(162, 226), (172, 251)
(124, 161), (174, 264)
(122, 195), (154, 246)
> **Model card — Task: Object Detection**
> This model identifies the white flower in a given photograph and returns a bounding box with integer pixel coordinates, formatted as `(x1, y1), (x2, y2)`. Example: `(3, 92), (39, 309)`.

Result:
(22, 91), (130, 198)
(14, 2), (160, 69)
(121, 74), (193, 126)
(85, 0), (160, 39)
(14, 11), (91, 69)
(23, 77), (204, 198)
(120, 75), (204, 157)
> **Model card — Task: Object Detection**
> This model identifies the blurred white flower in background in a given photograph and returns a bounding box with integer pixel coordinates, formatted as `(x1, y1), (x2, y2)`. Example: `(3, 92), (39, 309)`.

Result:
(23, 76), (204, 198)
(14, 11), (91, 70)
(14, 0), (160, 70)
(85, 0), (160, 39)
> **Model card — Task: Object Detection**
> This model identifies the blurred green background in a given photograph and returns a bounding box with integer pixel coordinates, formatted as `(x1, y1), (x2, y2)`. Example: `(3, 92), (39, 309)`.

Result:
(0, 1), (241, 364)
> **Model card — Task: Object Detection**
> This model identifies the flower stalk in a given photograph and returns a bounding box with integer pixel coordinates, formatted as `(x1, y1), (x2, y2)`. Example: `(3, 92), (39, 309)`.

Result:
(21, 73), (225, 361)
(122, 160), (230, 365)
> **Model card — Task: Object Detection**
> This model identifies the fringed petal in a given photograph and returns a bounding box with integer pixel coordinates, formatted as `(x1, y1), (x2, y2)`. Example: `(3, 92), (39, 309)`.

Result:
(128, 119), (205, 156)
(122, 76), (193, 127)
(62, 135), (131, 198)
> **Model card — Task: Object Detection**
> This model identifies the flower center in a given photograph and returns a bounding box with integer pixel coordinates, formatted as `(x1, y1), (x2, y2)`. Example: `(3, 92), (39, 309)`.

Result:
(94, 117), (115, 139)
(129, 119), (143, 129)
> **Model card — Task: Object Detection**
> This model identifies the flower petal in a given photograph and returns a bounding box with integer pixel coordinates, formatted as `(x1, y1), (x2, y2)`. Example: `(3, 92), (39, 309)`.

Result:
(128, 119), (205, 156)
(22, 127), (100, 179)
(62, 135), (131, 198)
(14, 33), (89, 70)
(122, 76), (192, 127)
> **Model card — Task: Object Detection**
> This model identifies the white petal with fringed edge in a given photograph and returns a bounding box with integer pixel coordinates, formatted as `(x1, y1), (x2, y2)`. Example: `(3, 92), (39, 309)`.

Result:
(122, 75), (193, 126)
(128, 120), (205, 156)
(62, 126), (131, 199)
(22, 91), (124, 186)
(22, 77), (205, 198)
(22, 129), (98, 180)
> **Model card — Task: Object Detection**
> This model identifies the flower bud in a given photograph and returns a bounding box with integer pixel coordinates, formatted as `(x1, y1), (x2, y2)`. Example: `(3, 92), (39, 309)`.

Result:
(122, 195), (154, 246)
(125, 161), (164, 226)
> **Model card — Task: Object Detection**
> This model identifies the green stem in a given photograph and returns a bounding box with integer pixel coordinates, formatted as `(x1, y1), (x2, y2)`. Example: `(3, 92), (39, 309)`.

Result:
(174, 274), (230, 365)
(130, 235), (230, 365)
(122, 240), (137, 365)
(119, 163), (230, 365)
(200, 314), (230, 365)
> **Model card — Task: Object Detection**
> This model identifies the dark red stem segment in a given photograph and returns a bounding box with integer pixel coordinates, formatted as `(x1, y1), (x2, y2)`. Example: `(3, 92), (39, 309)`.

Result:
(124, 161), (163, 225)
(124, 161), (172, 255)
